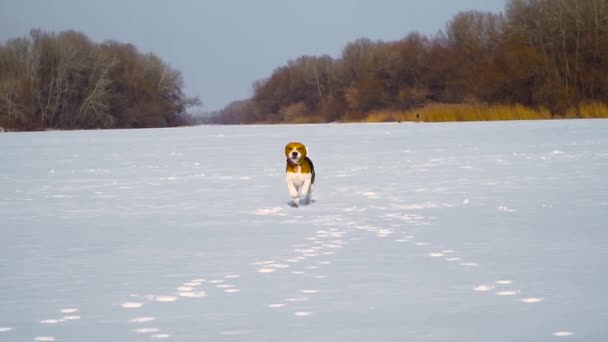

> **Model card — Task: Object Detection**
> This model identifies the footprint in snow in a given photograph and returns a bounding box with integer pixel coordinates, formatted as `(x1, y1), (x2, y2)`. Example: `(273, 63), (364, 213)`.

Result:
(460, 262), (479, 267)
(155, 296), (178, 303)
(130, 317), (156, 323)
(219, 330), (254, 337)
(39, 308), (81, 325)
(121, 302), (144, 309)
(521, 297), (544, 304)
(134, 327), (170, 339)
(151, 334), (170, 339)
(474, 285), (495, 292)
(134, 327), (160, 334)
(496, 290), (519, 296)
(254, 207), (286, 216)
(179, 291), (207, 298)
(125, 274), (219, 338)
(496, 280), (513, 285)
(258, 268), (276, 273)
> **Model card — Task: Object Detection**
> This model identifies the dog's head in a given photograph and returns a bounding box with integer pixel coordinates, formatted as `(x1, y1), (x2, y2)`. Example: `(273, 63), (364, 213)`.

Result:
(285, 142), (308, 165)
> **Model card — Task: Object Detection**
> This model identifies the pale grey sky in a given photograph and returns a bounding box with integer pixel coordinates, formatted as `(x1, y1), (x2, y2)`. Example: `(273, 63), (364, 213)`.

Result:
(0, 0), (506, 111)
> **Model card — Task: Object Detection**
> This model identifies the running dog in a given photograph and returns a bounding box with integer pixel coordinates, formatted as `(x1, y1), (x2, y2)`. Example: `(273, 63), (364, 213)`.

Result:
(284, 142), (315, 207)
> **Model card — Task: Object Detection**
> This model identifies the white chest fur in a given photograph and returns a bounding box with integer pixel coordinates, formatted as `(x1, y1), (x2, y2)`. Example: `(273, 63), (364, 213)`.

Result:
(286, 170), (311, 186)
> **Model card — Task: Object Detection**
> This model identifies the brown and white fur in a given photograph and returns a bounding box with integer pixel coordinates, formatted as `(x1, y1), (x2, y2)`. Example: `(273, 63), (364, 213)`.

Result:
(285, 142), (315, 207)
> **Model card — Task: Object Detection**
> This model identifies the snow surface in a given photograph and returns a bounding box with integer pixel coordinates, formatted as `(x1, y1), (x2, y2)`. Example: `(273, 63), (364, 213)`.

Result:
(1, 120), (608, 341)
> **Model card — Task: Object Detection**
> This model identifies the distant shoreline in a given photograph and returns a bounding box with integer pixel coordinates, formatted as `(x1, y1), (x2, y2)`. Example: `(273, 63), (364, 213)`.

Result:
(240, 102), (608, 125)
(3, 110), (608, 132)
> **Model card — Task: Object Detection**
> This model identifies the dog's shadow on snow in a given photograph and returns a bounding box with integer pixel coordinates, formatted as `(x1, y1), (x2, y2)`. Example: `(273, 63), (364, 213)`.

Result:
(287, 199), (317, 208)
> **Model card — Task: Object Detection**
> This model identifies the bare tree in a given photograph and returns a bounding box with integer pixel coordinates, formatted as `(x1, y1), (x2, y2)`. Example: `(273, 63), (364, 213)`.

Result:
(77, 49), (115, 128)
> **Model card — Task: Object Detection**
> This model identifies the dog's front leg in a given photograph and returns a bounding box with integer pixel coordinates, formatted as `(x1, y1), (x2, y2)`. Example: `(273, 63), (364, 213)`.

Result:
(286, 178), (300, 207)
(301, 179), (312, 205)
(304, 183), (314, 205)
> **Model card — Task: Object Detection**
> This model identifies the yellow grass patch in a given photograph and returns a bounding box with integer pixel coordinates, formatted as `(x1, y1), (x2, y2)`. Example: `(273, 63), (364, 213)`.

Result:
(566, 101), (608, 119)
(364, 104), (554, 122)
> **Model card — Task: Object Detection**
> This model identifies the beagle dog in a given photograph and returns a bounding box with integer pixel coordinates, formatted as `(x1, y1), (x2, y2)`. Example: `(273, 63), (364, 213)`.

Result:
(285, 142), (315, 207)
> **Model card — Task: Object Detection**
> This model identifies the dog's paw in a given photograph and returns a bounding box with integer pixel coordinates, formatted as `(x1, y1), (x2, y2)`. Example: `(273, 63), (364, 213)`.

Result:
(290, 197), (300, 207)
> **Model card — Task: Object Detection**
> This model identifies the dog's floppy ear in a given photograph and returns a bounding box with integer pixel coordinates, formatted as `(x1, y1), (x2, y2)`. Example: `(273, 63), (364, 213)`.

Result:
(299, 144), (308, 159)
(285, 143), (293, 157)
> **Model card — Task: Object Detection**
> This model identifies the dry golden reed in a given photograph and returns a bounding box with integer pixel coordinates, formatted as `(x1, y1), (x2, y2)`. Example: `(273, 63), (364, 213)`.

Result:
(565, 101), (608, 119)
(364, 103), (560, 123)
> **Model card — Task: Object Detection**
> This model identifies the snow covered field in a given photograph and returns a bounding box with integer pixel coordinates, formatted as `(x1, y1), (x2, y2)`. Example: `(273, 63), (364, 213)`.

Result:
(1, 120), (607, 341)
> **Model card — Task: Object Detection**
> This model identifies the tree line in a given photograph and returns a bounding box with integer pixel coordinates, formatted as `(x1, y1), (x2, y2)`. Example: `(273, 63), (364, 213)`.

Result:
(211, 0), (608, 124)
(0, 29), (200, 130)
